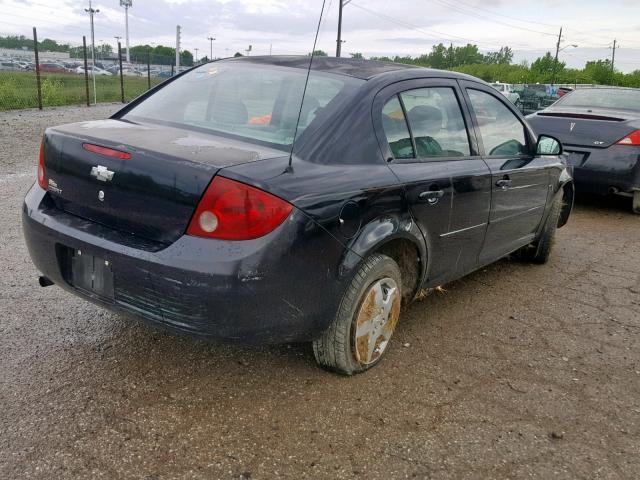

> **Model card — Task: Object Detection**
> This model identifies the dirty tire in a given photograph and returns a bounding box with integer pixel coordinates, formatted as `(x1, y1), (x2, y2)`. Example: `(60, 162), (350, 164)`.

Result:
(516, 194), (563, 264)
(312, 254), (402, 375)
(633, 190), (640, 214)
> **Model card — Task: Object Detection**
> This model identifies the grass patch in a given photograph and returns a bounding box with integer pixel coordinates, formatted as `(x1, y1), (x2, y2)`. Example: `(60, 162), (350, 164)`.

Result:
(0, 71), (163, 111)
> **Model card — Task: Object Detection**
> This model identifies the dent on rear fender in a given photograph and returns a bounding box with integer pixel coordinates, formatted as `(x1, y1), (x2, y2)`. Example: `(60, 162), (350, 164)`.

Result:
(340, 215), (425, 276)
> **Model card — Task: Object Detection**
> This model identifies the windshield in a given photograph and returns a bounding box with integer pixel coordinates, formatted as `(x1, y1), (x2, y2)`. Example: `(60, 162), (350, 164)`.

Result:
(123, 62), (362, 149)
(555, 88), (640, 111)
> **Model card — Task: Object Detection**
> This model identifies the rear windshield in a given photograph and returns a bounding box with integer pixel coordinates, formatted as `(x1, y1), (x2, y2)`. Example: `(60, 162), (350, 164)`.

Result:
(123, 62), (363, 149)
(555, 89), (640, 111)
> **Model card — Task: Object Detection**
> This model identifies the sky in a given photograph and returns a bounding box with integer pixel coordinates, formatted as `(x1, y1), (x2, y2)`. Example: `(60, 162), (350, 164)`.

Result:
(1, 0), (639, 72)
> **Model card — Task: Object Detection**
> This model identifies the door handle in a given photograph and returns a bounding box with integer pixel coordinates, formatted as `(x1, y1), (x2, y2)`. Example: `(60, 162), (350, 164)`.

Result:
(496, 178), (512, 190)
(419, 189), (445, 205)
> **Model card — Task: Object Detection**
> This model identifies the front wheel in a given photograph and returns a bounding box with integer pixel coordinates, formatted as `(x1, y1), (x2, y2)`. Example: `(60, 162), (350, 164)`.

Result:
(515, 193), (562, 264)
(312, 254), (402, 375)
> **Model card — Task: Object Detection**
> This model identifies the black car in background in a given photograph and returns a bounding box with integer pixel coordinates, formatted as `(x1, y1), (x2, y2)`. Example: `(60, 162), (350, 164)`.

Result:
(528, 87), (640, 213)
(23, 57), (573, 374)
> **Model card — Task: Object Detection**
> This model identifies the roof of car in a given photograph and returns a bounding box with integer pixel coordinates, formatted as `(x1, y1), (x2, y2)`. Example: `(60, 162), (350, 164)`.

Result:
(221, 55), (444, 80)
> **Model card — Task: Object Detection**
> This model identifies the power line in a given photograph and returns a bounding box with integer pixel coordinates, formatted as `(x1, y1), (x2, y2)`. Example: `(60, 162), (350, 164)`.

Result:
(447, 0), (561, 29)
(432, 0), (558, 37)
(349, 1), (531, 49)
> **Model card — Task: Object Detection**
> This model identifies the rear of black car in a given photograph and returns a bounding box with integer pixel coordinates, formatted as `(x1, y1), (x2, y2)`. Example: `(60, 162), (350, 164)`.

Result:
(527, 88), (640, 211)
(22, 60), (364, 343)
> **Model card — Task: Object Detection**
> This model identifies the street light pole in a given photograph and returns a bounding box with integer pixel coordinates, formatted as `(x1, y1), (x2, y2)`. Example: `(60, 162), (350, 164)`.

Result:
(194, 48), (198, 64)
(552, 26), (562, 86)
(207, 36), (215, 60)
(85, 0), (99, 105)
(120, 0), (132, 63)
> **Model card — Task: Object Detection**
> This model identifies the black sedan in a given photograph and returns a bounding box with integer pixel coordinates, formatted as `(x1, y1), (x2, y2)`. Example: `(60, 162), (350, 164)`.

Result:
(527, 87), (640, 213)
(23, 56), (573, 374)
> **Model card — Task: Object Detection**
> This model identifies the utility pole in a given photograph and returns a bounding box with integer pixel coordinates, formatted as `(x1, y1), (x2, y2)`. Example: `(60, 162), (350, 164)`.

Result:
(207, 36), (215, 60)
(336, 0), (351, 57)
(175, 25), (181, 72)
(552, 26), (562, 86)
(611, 39), (617, 85)
(120, 0), (132, 63)
(85, 0), (99, 105)
(194, 48), (199, 64)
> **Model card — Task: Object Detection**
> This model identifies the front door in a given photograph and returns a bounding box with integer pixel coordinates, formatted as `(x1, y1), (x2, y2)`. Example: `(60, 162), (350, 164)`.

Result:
(461, 83), (552, 263)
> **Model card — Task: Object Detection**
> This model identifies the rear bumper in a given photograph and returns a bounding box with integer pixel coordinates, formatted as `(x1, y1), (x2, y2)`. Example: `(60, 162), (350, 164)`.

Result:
(566, 145), (640, 195)
(22, 184), (349, 344)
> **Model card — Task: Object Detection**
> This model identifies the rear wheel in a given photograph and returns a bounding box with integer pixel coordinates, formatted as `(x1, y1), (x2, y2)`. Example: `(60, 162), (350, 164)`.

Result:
(312, 254), (402, 375)
(633, 190), (640, 214)
(515, 194), (562, 264)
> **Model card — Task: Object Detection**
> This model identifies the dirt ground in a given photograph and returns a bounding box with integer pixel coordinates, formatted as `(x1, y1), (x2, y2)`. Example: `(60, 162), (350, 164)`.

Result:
(1, 105), (639, 479)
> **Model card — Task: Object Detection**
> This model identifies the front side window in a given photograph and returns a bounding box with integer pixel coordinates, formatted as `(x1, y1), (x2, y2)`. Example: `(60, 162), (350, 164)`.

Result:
(123, 62), (361, 149)
(400, 87), (470, 158)
(468, 89), (528, 156)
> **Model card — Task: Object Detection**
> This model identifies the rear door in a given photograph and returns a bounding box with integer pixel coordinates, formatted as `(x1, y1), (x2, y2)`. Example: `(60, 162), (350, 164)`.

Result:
(460, 82), (552, 263)
(374, 78), (492, 286)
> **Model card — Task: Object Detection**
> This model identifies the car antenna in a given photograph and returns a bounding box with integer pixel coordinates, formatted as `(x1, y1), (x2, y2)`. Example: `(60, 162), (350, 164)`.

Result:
(287, 0), (327, 172)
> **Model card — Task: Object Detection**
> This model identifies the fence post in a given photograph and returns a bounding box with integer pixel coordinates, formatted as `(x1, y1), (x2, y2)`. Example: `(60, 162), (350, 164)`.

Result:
(118, 41), (125, 103)
(32, 27), (42, 110)
(147, 48), (151, 90)
(82, 36), (90, 107)
(171, 63), (174, 76)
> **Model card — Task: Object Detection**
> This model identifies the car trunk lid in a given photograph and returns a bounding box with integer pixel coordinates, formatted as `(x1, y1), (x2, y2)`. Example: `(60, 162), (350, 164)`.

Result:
(43, 119), (287, 245)
(529, 107), (638, 148)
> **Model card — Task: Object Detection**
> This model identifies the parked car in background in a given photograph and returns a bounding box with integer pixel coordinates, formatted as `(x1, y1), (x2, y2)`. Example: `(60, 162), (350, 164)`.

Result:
(557, 87), (573, 98)
(0, 61), (21, 71)
(514, 84), (556, 114)
(37, 63), (68, 74)
(74, 65), (112, 76)
(528, 87), (640, 213)
(23, 57), (573, 375)
(107, 66), (142, 76)
(14, 60), (30, 70)
(491, 82), (521, 106)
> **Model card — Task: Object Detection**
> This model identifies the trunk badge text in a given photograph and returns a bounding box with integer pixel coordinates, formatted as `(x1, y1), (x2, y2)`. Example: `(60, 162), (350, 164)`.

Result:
(90, 165), (115, 182)
(569, 122), (576, 132)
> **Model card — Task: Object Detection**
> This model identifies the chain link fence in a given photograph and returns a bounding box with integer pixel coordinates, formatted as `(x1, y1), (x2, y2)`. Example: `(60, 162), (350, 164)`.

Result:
(0, 27), (190, 111)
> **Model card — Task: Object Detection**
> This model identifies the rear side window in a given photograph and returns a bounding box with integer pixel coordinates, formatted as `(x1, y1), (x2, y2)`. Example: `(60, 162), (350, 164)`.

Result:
(381, 96), (414, 159)
(400, 87), (470, 158)
(467, 89), (528, 156)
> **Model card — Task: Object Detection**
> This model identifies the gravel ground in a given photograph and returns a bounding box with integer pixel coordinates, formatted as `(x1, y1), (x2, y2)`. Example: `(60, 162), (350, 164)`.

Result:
(1, 105), (639, 479)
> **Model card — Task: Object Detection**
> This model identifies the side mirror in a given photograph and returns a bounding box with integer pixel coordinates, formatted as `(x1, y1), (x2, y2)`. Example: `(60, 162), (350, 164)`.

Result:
(536, 134), (562, 155)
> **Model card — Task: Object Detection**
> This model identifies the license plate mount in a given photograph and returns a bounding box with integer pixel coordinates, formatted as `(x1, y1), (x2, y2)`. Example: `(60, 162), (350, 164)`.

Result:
(71, 250), (114, 301)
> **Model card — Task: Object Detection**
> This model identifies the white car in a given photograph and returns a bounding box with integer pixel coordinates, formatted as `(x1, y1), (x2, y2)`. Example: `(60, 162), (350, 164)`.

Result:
(491, 82), (521, 106)
(75, 66), (112, 76)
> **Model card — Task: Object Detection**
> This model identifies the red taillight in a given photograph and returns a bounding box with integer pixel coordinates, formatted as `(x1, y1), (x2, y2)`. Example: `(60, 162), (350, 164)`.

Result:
(616, 130), (640, 146)
(82, 143), (132, 160)
(187, 176), (293, 240)
(38, 139), (47, 189)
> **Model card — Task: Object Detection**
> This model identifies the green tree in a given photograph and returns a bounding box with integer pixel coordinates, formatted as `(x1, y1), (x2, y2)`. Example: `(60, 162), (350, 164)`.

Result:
(584, 59), (614, 85)
(311, 49), (328, 56)
(350, 52), (363, 59)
